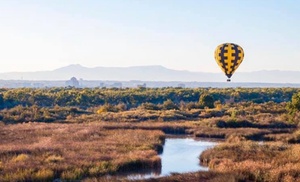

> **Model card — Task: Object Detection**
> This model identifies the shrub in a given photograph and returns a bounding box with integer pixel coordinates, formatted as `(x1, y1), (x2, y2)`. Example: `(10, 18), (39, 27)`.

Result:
(61, 168), (84, 180)
(140, 102), (161, 110)
(185, 102), (201, 110)
(97, 104), (119, 113)
(12, 154), (29, 162)
(199, 94), (215, 108)
(45, 155), (64, 163)
(287, 92), (300, 113)
(162, 99), (179, 110)
(214, 100), (223, 110)
(33, 169), (54, 181)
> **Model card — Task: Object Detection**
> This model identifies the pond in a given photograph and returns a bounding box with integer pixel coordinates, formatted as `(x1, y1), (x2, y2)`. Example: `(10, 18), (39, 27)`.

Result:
(126, 137), (217, 179)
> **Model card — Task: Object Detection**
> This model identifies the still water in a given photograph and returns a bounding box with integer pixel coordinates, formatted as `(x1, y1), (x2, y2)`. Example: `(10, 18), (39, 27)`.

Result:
(127, 137), (216, 179)
(160, 138), (216, 175)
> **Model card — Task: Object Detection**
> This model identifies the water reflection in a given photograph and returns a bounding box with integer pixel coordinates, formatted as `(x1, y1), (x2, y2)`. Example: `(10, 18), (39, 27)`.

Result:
(160, 138), (216, 175)
(127, 137), (216, 179)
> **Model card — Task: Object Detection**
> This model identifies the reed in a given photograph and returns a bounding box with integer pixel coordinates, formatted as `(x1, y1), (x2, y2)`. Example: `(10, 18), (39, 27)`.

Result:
(0, 123), (165, 181)
(200, 141), (300, 182)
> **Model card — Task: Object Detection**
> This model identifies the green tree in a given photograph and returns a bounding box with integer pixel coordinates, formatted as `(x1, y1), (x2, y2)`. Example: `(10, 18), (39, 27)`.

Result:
(162, 99), (178, 110)
(199, 94), (215, 108)
(287, 92), (300, 114)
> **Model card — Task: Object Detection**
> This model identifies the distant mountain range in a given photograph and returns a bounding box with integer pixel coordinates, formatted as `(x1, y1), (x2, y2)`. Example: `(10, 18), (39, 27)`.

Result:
(0, 64), (300, 83)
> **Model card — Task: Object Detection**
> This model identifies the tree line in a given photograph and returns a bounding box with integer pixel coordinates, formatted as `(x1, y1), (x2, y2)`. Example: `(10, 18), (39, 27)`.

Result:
(0, 87), (300, 124)
(0, 87), (298, 109)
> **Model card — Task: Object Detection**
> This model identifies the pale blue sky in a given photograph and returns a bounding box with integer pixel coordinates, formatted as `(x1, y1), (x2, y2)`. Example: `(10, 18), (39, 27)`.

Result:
(0, 0), (299, 73)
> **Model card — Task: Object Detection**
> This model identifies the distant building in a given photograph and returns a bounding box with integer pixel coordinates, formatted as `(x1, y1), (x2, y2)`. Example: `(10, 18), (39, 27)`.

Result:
(110, 82), (122, 88)
(32, 83), (44, 88)
(99, 82), (105, 88)
(79, 78), (84, 87)
(178, 83), (185, 88)
(66, 77), (79, 87)
(137, 83), (146, 88)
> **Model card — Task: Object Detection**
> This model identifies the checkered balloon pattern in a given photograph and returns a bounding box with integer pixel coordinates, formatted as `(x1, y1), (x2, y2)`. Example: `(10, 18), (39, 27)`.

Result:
(214, 43), (244, 80)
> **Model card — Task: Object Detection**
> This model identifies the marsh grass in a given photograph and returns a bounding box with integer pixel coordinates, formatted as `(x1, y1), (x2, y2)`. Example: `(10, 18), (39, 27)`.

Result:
(200, 141), (300, 182)
(11, 154), (30, 162)
(288, 129), (300, 143)
(45, 154), (64, 163)
(72, 101), (298, 143)
(1, 89), (300, 181)
(0, 123), (164, 181)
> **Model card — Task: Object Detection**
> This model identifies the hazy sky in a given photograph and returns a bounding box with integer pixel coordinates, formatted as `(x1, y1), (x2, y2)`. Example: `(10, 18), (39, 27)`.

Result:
(0, 0), (299, 73)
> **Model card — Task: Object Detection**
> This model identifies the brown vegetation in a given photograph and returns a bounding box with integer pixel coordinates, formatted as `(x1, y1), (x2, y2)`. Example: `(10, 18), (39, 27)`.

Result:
(200, 141), (300, 182)
(1, 88), (300, 181)
(0, 123), (164, 181)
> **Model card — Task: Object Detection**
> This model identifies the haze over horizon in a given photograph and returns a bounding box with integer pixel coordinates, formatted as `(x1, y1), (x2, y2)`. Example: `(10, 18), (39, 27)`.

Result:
(1, 64), (300, 84)
(0, 63), (295, 74)
(1, 63), (296, 74)
(1, 0), (300, 77)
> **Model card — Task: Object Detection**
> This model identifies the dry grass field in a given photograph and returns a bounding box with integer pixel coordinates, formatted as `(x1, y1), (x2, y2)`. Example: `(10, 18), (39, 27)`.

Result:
(0, 122), (164, 181)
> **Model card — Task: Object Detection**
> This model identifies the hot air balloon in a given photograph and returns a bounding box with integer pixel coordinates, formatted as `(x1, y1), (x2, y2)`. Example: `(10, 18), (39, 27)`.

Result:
(214, 43), (244, 82)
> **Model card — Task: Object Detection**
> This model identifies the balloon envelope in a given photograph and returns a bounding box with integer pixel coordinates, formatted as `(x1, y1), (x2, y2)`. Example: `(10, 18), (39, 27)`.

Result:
(214, 43), (244, 81)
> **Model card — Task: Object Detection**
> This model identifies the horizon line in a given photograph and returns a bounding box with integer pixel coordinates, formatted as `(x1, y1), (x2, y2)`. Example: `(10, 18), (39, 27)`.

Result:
(0, 64), (298, 74)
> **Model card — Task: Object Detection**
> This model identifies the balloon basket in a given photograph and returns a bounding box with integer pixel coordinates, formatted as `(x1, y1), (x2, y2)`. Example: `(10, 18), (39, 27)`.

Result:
(227, 79), (231, 82)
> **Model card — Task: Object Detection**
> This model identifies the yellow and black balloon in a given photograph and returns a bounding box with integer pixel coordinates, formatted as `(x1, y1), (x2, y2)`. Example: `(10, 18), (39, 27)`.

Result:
(214, 43), (244, 82)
